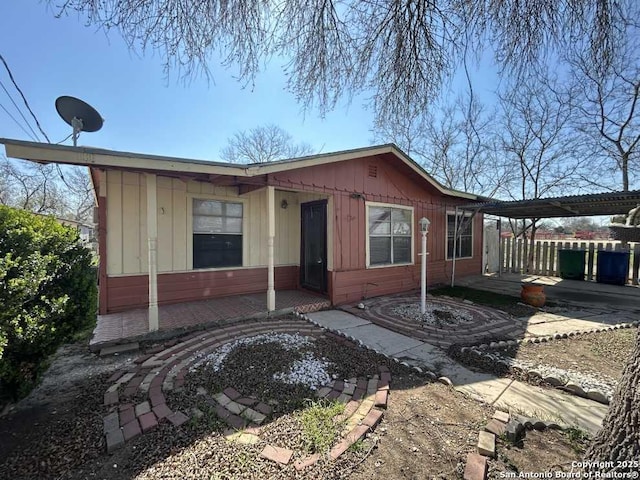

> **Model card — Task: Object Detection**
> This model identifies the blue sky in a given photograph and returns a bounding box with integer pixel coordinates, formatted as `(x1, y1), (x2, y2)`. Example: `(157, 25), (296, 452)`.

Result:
(0, 1), (501, 162)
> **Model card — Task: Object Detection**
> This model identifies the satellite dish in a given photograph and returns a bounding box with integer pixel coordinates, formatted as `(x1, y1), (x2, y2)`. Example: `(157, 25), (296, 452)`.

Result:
(55, 96), (103, 146)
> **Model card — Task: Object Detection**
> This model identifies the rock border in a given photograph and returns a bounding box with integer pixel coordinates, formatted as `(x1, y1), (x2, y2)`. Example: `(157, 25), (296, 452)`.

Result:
(455, 321), (639, 406)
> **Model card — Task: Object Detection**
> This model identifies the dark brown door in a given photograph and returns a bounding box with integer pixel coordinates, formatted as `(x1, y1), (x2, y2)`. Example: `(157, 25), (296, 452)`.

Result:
(300, 200), (327, 293)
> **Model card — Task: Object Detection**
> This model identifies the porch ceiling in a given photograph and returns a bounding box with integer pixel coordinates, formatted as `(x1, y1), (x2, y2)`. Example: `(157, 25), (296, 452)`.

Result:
(466, 190), (640, 219)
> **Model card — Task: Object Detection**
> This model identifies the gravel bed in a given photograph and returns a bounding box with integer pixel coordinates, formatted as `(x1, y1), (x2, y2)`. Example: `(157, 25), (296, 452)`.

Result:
(392, 302), (475, 327)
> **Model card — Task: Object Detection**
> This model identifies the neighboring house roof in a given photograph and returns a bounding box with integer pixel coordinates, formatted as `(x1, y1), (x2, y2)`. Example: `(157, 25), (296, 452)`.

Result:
(1, 138), (484, 201)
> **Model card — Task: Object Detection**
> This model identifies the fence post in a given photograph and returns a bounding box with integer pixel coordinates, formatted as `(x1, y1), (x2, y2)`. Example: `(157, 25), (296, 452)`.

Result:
(549, 241), (556, 276)
(541, 241), (549, 275)
(633, 243), (640, 285)
(587, 243), (595, 281)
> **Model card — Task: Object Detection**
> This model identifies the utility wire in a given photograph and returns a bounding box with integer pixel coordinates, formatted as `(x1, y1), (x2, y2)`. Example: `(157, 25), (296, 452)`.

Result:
(0, 53), (51, 143)
(0, 100), (38, 141)
(0, 79), (41, 141)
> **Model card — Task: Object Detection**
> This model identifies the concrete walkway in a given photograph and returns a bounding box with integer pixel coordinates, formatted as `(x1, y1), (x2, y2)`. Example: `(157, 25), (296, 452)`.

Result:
(306, 310), (611, 434)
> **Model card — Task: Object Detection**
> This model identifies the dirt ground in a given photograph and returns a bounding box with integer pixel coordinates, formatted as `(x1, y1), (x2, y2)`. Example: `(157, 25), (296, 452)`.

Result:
(0, 332), (598, 479)
(489, 428), (589, 478)
(500, 328), (637, 379)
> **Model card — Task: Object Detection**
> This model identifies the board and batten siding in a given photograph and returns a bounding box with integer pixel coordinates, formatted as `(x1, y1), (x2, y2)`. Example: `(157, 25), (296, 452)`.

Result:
(105, 171), (328, 276)
(267, 152), (483, 304)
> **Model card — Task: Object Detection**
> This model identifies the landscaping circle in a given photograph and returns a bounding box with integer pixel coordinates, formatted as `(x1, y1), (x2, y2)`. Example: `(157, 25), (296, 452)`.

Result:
(347, 294), (524, 347)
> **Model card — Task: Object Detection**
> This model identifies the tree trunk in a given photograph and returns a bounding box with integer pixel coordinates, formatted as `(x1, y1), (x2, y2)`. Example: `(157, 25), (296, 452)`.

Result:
(583, 328), (639, 472)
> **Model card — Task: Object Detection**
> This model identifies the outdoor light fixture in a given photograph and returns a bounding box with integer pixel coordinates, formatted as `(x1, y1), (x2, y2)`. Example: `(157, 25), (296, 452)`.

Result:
(419, 217), (431, 233)
(419, 217), (430, 313)
(281, 199), (288, 209)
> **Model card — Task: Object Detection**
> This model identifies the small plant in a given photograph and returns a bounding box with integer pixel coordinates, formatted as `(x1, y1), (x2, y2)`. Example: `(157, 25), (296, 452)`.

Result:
(564, 427), (590, 453)
(348, 439), (367, 453)
(299, 399), (346, 454)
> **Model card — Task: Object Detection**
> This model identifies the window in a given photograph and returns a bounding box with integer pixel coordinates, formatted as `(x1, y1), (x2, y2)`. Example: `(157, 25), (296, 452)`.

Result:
(368, 204), (413, 266)
(192, 199), (243, 268)
(447, 213), (473, 259)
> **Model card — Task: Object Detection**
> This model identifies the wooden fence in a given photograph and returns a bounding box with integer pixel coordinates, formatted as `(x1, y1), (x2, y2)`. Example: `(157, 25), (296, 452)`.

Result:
(499, 239), (640, 285)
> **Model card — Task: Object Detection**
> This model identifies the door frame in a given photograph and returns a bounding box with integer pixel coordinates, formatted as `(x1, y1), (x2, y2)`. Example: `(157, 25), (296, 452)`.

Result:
(300, 199), (328, 294)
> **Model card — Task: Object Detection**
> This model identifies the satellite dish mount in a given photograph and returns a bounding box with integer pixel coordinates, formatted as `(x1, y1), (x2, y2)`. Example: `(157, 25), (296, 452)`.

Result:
(55, 96), (103, 146)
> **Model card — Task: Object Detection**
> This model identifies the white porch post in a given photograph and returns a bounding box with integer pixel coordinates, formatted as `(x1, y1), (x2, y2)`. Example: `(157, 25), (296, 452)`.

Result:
(146, 173), (159, 331)
(267, 186), (276, 311)
(419, 217), (430, 314)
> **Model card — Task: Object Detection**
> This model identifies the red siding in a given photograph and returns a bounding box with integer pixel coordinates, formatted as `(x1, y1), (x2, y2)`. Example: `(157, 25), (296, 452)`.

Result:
(270, 153), (484, 303)
(105, 266), (299, 313)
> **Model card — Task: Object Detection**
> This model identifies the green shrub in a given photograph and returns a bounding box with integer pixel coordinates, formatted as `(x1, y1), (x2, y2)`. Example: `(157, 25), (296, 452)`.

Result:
(0, 206), (97, 399)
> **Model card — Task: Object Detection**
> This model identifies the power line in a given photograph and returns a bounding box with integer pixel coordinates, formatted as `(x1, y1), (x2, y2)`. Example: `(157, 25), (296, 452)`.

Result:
(0, 78), (41, 141)
(0, 53), (51, 143)
(0, 100), (38, 141)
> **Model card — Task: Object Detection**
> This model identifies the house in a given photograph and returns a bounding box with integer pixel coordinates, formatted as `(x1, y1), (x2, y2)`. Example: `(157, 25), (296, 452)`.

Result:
(1, 139), (485, 330)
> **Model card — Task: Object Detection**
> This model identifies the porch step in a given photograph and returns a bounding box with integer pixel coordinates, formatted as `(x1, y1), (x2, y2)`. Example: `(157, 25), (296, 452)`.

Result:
(100, 342), (140, 357)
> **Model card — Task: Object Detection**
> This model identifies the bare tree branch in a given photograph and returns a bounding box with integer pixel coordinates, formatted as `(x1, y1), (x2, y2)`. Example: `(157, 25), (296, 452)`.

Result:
(220, 124), (314, 163)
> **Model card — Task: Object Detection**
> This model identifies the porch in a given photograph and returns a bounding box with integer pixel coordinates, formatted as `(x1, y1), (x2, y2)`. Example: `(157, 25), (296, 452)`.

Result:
(90, 289), (330, 349)
(456, 272), (640, 311)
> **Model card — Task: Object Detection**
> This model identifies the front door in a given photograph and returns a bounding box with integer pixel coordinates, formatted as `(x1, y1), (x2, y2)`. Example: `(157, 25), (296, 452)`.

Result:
(300, 200), (327, 293)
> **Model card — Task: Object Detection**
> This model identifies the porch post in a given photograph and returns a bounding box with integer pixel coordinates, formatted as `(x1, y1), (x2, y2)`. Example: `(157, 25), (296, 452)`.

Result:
(146, 173), (159, 331)
(451, 206), (458, 287)
(267, 186), (276, 311)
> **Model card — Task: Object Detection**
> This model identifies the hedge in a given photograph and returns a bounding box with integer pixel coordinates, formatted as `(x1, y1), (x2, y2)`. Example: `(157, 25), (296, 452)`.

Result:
(0, 206), (97, 399)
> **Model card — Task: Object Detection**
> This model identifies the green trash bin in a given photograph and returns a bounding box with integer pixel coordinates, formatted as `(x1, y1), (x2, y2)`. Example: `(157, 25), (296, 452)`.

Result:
(558, 249), (586, 280)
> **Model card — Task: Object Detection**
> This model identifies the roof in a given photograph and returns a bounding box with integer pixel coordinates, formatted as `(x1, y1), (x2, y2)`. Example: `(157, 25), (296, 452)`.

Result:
(0, 138), (481, 201)
(470, 190), (640, 218)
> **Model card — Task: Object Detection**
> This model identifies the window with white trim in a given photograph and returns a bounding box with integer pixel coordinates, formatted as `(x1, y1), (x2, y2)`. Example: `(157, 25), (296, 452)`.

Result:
(447, 213), (473, 259)
(368, 205), (413, 265)
(192, 199), (243, 268)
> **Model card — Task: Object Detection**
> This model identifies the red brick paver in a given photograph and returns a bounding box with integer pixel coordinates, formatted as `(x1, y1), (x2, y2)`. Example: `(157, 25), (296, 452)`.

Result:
(260, 445), (294, 465)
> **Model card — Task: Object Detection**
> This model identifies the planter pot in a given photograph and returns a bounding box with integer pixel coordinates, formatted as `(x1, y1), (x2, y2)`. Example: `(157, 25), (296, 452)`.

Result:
(521, 284), (546, 307)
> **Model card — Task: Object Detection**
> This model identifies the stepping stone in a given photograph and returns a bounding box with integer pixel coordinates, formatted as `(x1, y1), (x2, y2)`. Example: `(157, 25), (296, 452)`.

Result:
(484, 419), (506, 436)
(464, 453), (488, 480)
(135, 401), (151, 417)
(477, 431), (496, 458)
(139, 412), (158, 432)
(374, 390), (389, 408)
(223, 387), (242, 400)
(316, 387), (332, 398)
(260, 445), (293, 465)
(493, 410), (509, 423)
(103, 412), (120, 435)
(167, 411), (189, 427)
(122, 419), (142, 441)
(103, 390), (118, 406)
(106, 429), (125, 453)
(226, 402), (245, 415)
(362, 408), (384, 428)
(152, 403), (172, 420)
(119, 407), (136, 426)
(214, 392), (232, 406)
(242, 408), (266, 424)
(254, 402), (272, 416)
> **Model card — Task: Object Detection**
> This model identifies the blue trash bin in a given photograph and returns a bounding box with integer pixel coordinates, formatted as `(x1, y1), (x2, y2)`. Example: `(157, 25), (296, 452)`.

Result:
(596, 250), (630, 285)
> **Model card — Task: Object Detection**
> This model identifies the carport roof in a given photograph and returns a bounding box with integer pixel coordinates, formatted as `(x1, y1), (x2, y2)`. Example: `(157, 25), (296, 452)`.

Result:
(466, 190), (640, 219)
